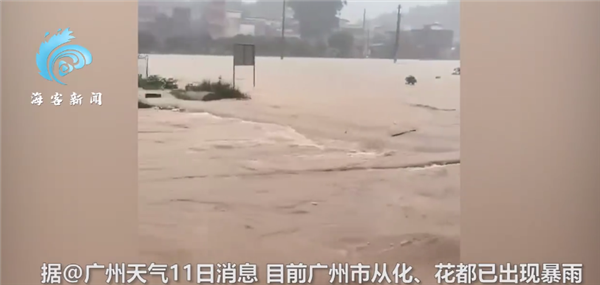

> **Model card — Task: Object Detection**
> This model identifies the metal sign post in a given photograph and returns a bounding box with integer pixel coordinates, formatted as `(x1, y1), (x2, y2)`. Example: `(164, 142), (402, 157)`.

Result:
(138, 54), (149, 78)
(233, 44), (256, 88)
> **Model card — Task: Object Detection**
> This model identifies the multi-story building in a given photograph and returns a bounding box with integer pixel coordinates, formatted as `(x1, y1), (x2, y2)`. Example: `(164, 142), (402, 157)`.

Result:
(409, 22), (454, 59)
(203, 0), (228, 38)
(172, 7), (192, 37)
(225, 10), (242, 37)
(138, 1), (204, 39)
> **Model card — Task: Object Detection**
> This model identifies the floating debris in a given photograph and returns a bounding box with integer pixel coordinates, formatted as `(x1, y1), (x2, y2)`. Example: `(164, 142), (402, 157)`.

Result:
(391, 129), (417, 137)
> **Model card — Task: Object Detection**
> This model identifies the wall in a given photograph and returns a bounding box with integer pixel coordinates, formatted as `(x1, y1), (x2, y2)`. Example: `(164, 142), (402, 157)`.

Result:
(240, 24), (256, 36)
(203, 0), (228, 38)
(226, 11), (242, 37)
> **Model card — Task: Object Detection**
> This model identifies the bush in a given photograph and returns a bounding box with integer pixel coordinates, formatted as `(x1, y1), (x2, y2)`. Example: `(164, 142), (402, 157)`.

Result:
(139, 74), (250, 102)
(180, 78), (250, 101)
(139, 74), (179, 90)
(328, 31), (355, 58)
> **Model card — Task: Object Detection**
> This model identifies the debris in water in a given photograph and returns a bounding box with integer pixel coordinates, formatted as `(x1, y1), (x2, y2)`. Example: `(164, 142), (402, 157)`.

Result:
(391, 129), (417, 137)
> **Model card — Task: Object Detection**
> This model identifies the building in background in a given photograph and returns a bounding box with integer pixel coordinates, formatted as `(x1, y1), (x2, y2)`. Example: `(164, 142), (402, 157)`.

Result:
(242, 18), (268, 36)
(139, 1), (206, 42)
(203, 0), (228, 38)
(336, 18), (369, 57)
(409, 22), (454, 59)
(172, 7), (192, 37)
(138, 0), (302, 40)
(239, 24), (256, 36)
(271, 6), (299, 38)
(225, 10), (242, 37)
(139, 4), (159, 31)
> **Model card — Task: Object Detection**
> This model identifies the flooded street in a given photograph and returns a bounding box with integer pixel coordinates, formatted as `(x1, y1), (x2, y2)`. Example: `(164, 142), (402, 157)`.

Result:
(139, 55), (460, 284)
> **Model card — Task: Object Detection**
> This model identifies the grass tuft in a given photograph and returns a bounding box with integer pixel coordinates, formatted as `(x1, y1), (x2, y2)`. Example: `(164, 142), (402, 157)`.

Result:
(182, 78), (250, 101)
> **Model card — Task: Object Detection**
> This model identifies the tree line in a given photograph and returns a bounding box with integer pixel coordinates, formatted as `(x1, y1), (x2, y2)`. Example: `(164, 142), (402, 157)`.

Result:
(139, 30), (459, 60)
(138, 0), (460, 59)
(139, 31), (359, 58)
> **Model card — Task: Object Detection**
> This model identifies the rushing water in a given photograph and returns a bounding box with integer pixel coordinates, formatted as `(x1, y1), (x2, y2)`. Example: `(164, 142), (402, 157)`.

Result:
(141, 55), (460, 156)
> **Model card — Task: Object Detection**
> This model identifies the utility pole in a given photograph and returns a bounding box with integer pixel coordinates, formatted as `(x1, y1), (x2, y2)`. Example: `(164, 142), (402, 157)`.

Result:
(393, 4), (402, 63)
(366, 22), (370, 58)
(280, 0), (287, 60)
(362, 8), (367, 57)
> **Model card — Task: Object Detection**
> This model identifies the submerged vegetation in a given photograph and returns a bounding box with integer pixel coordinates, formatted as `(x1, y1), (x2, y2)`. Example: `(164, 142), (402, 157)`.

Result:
(138, 75), (249, 108)
(138, 74), (179, 90)
(182, 78), (250, 101)
(138, 100), (153, 109)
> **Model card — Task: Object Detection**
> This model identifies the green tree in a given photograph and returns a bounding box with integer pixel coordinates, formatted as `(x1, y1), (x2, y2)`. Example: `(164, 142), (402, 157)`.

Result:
(288, 0), (347, 40)
(328, 31), (354, 57)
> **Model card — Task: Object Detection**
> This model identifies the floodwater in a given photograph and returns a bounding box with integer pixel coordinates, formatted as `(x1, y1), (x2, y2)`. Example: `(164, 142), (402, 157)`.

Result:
(139, 55), (460, 284)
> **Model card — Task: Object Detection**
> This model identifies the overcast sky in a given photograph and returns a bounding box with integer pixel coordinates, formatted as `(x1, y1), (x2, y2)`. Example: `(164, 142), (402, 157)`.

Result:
(238, 0), (448, 22)
(341, 1), (447, 21)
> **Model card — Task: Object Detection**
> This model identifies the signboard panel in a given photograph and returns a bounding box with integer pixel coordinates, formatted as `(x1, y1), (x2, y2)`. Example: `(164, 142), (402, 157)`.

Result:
(233, 44), (255, 66)
(232, 44), (256, 87)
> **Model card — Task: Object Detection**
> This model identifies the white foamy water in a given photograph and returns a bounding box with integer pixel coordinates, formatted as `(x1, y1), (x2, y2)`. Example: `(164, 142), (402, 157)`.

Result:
(188, 112), (325, 150)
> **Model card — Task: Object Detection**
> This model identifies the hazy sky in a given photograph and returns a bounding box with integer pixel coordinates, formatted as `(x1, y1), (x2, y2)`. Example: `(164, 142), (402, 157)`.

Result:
(341, 1), (447, 21)
(239, 0), (448, 22)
